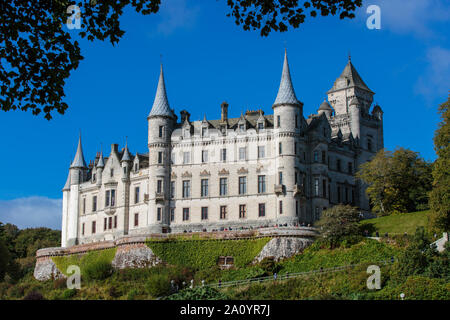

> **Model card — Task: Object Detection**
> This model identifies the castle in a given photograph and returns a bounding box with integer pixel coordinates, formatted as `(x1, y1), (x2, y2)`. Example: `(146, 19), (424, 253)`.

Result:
(61, 51), (384, 247)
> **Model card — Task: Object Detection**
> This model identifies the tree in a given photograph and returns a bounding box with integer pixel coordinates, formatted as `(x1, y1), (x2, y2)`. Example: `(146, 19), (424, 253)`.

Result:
(315, 204), (361, 247)
(356, 148), (432, 216)
(0, 239), (11, 282)
(1, 1), (362, 119)
(429, 95), (450, 232)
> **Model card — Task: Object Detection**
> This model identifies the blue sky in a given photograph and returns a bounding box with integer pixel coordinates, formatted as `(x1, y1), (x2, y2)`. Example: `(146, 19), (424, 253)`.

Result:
(0, 0), (449, 229)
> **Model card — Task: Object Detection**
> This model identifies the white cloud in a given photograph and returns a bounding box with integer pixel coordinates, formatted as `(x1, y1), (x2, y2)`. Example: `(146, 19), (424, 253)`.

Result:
(361, 0), (450, 38)
(415, 46), (450, 103)
(156, 0), (200, 35)
(0, 197), (61, 230)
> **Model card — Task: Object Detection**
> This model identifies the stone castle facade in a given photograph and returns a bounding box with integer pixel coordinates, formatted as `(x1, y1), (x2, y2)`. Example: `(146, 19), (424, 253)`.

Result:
(61, 51), (384, 247)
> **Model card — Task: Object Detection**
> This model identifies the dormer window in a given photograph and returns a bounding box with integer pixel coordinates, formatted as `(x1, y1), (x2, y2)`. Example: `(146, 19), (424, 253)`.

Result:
(92, 173), (96, 183)
(239, 124), (245, 131)
(220, 125), (227, 135)
(134, 163), (139, 172)
(257, 122), (264, 130)
(202, 127), (207, 137)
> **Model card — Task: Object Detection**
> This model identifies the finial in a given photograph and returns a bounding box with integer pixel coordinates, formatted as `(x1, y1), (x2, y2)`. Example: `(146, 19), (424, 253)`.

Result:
(348, 51), (351, 62)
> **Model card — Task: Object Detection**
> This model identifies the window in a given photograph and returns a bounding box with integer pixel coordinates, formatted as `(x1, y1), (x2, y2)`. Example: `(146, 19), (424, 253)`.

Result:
(183, 208), (189, 221)
(103, 218), (107, 231)
(348, 162), (353, 174)
(171, 153), (175, 165)
(367, 138), (373, 151)
(295, 115), (299, 128)
(170, 181), (175, 199)
(279, 200), (283, 214)
(110, 169), (114, 177)
(220, 178), (227, 196)
(105, 190), (116, 207)
(314, 179), (319, 197)
(157, 208), (162, 221)
(294, 142), (297, 155)
(322, 151), (326, 164)
(258, 175), (266, 193)
(295, 171), (298, 185)
(82, 223), (85, 236)
(201, 207), (208, 220)
(239, 124), (245, 131)
(221, 148), (227, 162)
(296, 201), (299, 216)
(92, 221), (96, 234)
(159, 125), (164, 138)
(322, 179), (327, 198)
(258, 146), (265, 159)
(313, 151), (318, 162)
(201, 179), (209, 197)
(220, 206), (227, 220)
(202, 150), (208, 163)
(277, 115), (281, 128)
(279, 172), (283, 185)
(337, 159), (341, 172)
(239, 147), (246, 160)
(170, 208), (175, 222)
(92, 196), (97, 212)
(315, 207), (320, 220)
(93, 173), (96, 182)
(157, 180), (162, 194)
(134, 163), (139, 172)
(239, 205), (246, 218)
(135, 186), (140, 204)
(114, 215), (117, 228)
(258, 203), (265, 217)
(123, 167), (127, 175)
(337, 186), (341, 203)
(108, 217), (112, 229)
(345, 187), (349, 203)
(279, 142), (282, 155)
(258, 122), (264, 130)
(183, 152), (190, 164)
(82, 198), (86, 214)
(202, 127), (207, 137)
(238, 176), (247, 195)
(158, 152), (163, 164)
(134, 213), (139, 227)
(182, 180), (191, 198)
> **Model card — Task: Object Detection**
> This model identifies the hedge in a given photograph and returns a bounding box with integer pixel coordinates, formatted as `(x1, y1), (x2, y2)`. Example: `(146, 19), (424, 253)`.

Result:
(51, 248), (116, 277)
(146, 237), (271, 269)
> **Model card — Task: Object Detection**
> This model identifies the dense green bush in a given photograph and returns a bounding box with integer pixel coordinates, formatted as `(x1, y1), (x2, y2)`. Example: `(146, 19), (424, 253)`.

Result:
(165, 286), (229, 300)
(83, 260), (113, 281)
(145, 273), (172, 298)
(61, 288), (77, 299)
(146, 238), (270, 269)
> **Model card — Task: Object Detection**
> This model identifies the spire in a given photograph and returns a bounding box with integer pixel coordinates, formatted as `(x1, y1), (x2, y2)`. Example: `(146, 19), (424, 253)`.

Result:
(96, 150), (105, 168)
(273, 49), (300, 107)
(121, 141), (132, 162)
(149, 64), (175, 118)
(328, 57), (374, 94)
(70, 134), (87, 169)
(318, 99), (332, 111)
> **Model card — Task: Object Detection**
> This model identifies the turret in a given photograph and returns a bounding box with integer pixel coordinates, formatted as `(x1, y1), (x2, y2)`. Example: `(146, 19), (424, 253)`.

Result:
(147, 64), (176, 233)
(95, 150), (105, 186)
(121, 142), (132, 180)
(69, 135), (88, 185)
(318, 99), (333, 118)
(349, 97), (361, 140)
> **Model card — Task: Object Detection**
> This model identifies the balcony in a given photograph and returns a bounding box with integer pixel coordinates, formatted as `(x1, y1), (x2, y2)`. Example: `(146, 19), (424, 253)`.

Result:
(293, 184), (305, 197)
(274, 184), (285, 195)
(155, 192), (165, 202)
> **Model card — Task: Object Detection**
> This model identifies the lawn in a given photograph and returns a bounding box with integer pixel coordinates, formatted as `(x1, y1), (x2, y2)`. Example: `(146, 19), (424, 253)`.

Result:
(360, 210), (431, 236)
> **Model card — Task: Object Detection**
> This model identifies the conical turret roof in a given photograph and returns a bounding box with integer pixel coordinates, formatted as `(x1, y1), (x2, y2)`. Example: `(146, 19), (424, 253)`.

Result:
(273, 50), (300, 107)
(149, 64), (175, 118)
(121, 143), (132, 162)
(328, 57), (374, 94)
(319, 99), (332, 111)
(63, 172), (71, 191)
(96, 151), (105, 168)
(70, 135), (87, 169)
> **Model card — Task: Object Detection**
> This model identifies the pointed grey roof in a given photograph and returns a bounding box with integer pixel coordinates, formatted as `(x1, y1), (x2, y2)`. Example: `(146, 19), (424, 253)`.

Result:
(319, 99), (332, 111)
(273, 50), (300, 107)
(149, 64), (175, 118)
(121, 143), (132, 162)
(63, 172), (71, 191)
(328, 58), (374, 94)
(70, 135), (87, 168)
(96, 151), (105, 168)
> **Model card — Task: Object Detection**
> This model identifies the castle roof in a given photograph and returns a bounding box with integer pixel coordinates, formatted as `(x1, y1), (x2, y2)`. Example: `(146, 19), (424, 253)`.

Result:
(328, 58), (374, 94)
(121, 143), (132, 162)
(149, 64), (175, 118)
(273, 50), (300, 107)
(96, 151), (105, 168)
(63, 172), (71, 191)
(70, 135), (87, 169)
(318, 99), (332, 111)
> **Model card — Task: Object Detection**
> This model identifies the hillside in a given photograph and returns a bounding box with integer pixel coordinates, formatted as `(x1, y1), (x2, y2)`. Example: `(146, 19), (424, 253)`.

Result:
(360, 210), (431, 236)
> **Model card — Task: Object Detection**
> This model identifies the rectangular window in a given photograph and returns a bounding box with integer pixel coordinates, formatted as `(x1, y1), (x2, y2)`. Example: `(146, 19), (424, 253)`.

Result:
(296, 201), (299, 216)
(170, 208), (175, 222)
(314, 179), (319, 197)
(201, 179), (209, 197)
(110, 169), (114, 177)
(159, 125), (164, 138)
(123, 167), (127, 175)
(114, 215), (117, 229)
(82, 223), (85, 236)
(158, 152), (163, 164)
(220, 178), (227, 196)
(323, 179), (327, 198)
(134, 213), (139, 227)
(322, 151), (326, 164)
(201, 207), (208, 220)
(314, 151), (318, 162)
(201, 150), (208, 163)
(337, 186), (341, 203)
(258, 203), (265, 217)
(93, 196), (97, 212)
(348, 162), (353, 174)
(279, 142), (282, 155)
(221, 148), (227, 162)
(105, 190), (110, 207)
(295, 171), (298, 185)
(183, 152), (190, 164)
(135, 186), (140, 204)
(157, 180), (162, 194)
(258, 122), (264, 130)
(279, 200), (283, 214)
(182, 180), (191, 198)
(134, 163), (139, 172)
(258, 175), (266, 193)
(91, 221), (96, 234)
(279, 172), (283, 185)
(104, 218), (107, 231)
(337, 159), (341, 172)
(202, 127), (207, 137)
(315, 207), (320, 220)
(257, 146), (265, 159)
(239, 147), (246, 160)
(239, 124), (245, 131)
(294, 142), (297, 155)
(239, 205), (246, 219)
(183, 208), (189, 221)
(82, 198), (86, 214)
(157, 208), (161, 221)
(295, 115), (299, 128)
(220, 206), (227, 220)
(111, 189), (116, 207)
(238, 176), (247, 195)
(170, 181), (175, 199)
(108, 217), (112, 229)
(345, 187), (349, 203)
(277, 115), (280, 128)
(93, 173), (96, 182)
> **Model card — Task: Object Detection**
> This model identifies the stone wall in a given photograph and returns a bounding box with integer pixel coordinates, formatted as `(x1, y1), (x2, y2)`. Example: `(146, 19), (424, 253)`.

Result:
(34, 227), (317, 281)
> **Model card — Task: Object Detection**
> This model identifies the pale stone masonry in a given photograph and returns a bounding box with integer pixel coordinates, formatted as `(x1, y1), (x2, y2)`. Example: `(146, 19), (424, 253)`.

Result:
(61, 51), (384, 247)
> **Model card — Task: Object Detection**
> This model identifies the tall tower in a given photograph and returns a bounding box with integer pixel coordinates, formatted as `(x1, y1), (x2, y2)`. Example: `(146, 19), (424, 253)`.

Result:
(63, 135), (87, 247)
(147, 64), (176, 233)
(272, 50), (303, 226)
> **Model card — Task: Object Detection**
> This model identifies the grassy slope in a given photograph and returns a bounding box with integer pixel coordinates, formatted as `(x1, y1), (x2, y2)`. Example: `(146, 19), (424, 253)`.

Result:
(360, 210), (430, 236)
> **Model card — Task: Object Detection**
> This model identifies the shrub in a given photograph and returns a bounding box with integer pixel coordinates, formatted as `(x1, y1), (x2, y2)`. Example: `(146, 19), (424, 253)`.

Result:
(259, 257), (280, 275)
(23, 291), (44, 300)
(127, 288), (139, 300)
(145, 274), (172, 298)
(83, 260), (113, 281)
(61, 288), (77, 299)
(165, 286), (229, 300)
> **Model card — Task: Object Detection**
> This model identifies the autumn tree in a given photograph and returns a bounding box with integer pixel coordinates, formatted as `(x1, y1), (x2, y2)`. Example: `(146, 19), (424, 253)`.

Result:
(429, 95), (450, 232)
(1, 1), (362, 119)
(356, 148), (432, 216)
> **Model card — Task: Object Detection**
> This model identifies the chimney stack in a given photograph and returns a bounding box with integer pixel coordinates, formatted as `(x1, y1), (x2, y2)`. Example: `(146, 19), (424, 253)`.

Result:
(221, 101), (228, 122)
